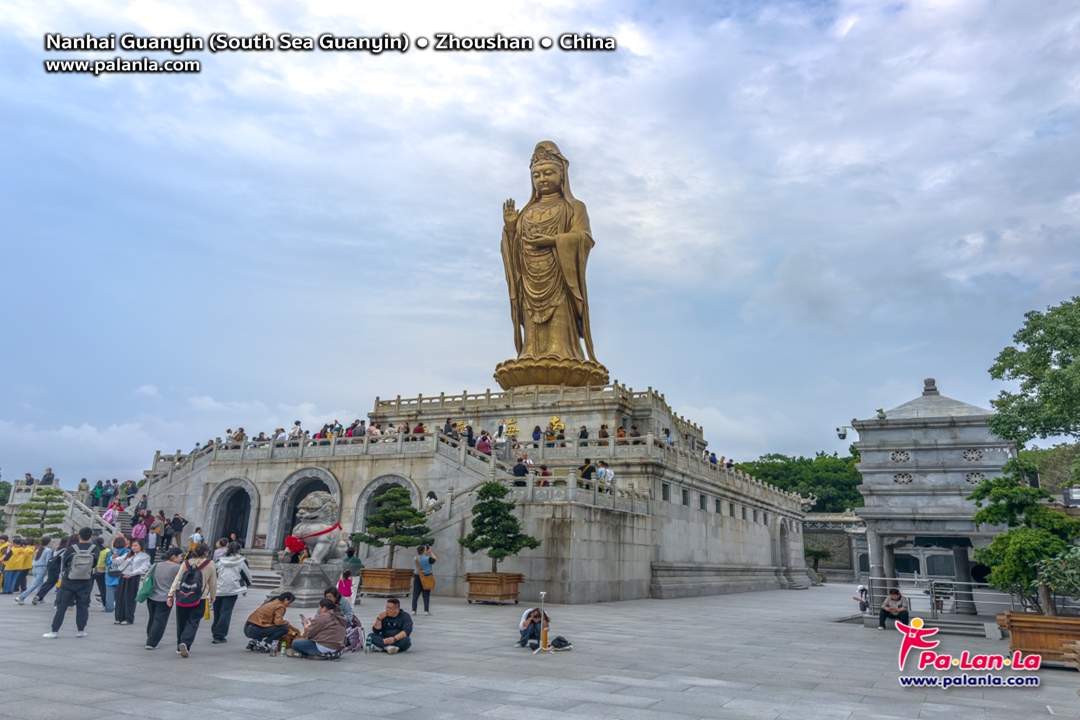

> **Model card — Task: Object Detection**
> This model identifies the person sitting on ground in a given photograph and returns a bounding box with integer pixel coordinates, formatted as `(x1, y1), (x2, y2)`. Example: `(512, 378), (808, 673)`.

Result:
(852, 585), (869, 614)
(370, 598), (412, 654)
(289, 598), (346, 660)
(324, 586), (353, 625)
(516, 606), (550, 648)
(244, 592), (295, 651)
(878, 588), (909, 629)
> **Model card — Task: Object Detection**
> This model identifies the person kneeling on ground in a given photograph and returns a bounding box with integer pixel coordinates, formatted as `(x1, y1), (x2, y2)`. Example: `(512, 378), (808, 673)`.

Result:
(288, 598), (346, 660)
(370, 598), (412, 654)
(244, 592), (295, 651)
(878, 588), (909, 629)
(516, 607), (549, 648)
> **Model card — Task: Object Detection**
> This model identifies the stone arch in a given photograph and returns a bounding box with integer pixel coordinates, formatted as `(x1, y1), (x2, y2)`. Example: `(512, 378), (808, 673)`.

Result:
(267, 467), (342, 550)
(352, 474), (421, 534)
(204, 477), (259, 549)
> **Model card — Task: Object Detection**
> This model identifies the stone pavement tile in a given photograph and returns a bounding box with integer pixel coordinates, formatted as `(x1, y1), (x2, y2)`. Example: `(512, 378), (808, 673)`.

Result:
(852, 697), (921, 717)
(565, 702), (704, 720)
(88, 699), (260, 720)
(773, 708), (856, 720)
(6, 698), (119, 720)
(11, 681), (119, 704)
(641, 697), (747, 718)
(481, 704), (611, 720)
(537, 687), (662, 708)
(460, 688), (588, 713)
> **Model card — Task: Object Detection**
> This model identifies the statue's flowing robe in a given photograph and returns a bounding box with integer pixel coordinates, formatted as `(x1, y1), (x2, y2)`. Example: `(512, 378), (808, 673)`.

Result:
(501, 196), (599, 363)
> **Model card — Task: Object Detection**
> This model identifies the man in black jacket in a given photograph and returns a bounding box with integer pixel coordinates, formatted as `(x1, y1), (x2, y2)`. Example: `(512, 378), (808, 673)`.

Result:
(44, 527), (95, 638)
(371, 598), (412, 654)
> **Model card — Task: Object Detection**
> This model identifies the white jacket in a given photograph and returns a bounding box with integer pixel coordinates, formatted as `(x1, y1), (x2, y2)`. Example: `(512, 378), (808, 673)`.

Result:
(116, 551), (151, 577)
(215, 554), (250, 596)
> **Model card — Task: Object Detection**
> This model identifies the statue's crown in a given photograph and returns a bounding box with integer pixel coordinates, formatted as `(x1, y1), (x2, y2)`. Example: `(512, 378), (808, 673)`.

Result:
(530, 145), (564, 168)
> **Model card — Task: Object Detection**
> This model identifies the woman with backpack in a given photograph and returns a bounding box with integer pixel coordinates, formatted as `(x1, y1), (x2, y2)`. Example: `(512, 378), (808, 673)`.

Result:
(15, 536), (52, 604)
(145, 547), (184, 649)
(167, 542), (216, 658)
(99, 536), (129, 613)
(211, 542), (250, 644)
(113, 538), (150, 625)
(34, 535), (72, 605)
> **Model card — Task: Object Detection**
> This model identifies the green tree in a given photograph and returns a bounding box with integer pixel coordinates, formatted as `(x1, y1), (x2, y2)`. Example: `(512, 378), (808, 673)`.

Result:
(988, 296), (1080, 444)
(459, 481), (542, 573)
(15, 487), (67, 540)
(1039, 547), (1080, 601)
(0, 480), (11, 532)
(969, 459), (1080, 615)
(1020, 441), (1080, 495)
(804, 546), (833, 573)
(352, 487), (432, 568)
(737, 448), (862, 513)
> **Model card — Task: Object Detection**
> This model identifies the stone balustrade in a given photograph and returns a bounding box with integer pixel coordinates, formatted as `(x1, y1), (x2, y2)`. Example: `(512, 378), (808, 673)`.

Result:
(6, 483), (117, 538)
(373, 381), (704, 437)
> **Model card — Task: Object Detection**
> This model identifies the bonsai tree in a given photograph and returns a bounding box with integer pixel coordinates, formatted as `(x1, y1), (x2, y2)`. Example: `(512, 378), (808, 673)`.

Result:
(804, 546), (832, 573)
(15, 486), (67, 539)
(352, 487), (432, 568)
(969, 459), (1080, 615)
(460, 481), (541, 573)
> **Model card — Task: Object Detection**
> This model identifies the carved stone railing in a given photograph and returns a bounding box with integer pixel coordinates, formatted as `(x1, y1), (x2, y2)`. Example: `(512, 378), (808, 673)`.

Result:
(371, 381), (703, 436)
(146, 427), (808, 514)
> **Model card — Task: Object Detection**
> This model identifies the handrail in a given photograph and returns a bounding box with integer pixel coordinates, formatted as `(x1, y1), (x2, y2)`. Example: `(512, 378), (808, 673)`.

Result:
(863, 576), (1020, 619)
(8, 485), (117, 538)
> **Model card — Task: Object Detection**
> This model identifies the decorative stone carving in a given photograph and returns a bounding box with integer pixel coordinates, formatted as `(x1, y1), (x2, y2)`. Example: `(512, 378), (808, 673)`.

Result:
(277, 490), (347, 564)
(964, 472), (986, 485)
(890, 451), (911, 463)
(893, 473), (914, 484)
(962, 449), (983, 462)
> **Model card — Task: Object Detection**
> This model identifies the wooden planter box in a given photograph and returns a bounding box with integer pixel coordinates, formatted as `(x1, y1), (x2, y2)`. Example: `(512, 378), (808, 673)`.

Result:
(997, 611), (1080, 667)
(464, 572), (525, 605)
(359, 568), (413, 597)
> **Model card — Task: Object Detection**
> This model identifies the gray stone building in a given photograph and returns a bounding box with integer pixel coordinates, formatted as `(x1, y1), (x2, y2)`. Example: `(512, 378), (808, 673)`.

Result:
(852, 378), (1013, 611)
(143, 382), (812, 604)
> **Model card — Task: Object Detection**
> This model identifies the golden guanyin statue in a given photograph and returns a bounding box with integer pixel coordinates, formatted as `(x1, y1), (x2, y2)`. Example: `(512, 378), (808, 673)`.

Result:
(494, 141), (610, 389)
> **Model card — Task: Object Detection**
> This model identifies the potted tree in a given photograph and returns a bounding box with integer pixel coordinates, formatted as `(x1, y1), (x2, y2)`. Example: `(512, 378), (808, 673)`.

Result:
(971, 460), (1080, 664)
(460, 481), (541, 604)
(353, 487), (432, 597)
(804, 546), (832, 583)
(15, 487), (67, 539)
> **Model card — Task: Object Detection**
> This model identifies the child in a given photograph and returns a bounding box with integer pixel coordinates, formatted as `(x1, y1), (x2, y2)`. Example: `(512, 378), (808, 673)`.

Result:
(338, 570), (353, 600)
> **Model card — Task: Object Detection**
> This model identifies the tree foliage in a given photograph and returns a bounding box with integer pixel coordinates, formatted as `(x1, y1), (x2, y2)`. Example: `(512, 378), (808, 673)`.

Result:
(736, 448), (862, 513)
(15, 487), (67, 539)
(351, 487), (432, 568)
(804, 546), (833, 572)
(969, 459), (1080, 614)
(988, 296), (1080, 444)
(460, 481), (541, 573)
(1039, 547), (1080, 601)
(1020, 441), (1080, 495)
(0, 481), (11, 532)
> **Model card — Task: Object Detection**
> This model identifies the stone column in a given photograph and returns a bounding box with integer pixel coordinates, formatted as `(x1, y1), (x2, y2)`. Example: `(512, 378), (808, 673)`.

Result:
(866, 525), (885, 608)
(883, 544), (896, 589)
(952, 546), (977, 615)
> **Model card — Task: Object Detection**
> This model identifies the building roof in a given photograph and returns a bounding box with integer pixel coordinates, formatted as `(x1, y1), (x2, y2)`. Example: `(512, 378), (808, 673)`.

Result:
(880, 378), (993, 420)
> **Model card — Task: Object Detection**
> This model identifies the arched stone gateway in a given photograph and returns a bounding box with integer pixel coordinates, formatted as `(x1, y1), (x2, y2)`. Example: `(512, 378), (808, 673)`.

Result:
(204, 478), (259, 549)
(267, 467), (342, 550)
(352, 474), (421, 534)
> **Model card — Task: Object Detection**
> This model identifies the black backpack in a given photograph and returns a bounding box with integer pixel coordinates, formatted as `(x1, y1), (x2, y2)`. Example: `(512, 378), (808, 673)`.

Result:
(175, 559), (209, 607)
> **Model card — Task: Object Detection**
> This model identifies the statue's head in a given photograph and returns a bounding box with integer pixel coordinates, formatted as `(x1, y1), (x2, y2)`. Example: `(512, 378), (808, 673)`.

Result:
(530, 141), (571, 200)
(295, 490), (339, 523)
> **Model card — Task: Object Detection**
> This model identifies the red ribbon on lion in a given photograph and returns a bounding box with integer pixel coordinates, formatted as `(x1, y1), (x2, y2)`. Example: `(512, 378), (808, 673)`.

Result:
(284, 522), (341, 553)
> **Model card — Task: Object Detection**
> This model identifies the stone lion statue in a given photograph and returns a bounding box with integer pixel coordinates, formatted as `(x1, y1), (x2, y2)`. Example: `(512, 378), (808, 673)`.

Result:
(279, 490), (347, 564)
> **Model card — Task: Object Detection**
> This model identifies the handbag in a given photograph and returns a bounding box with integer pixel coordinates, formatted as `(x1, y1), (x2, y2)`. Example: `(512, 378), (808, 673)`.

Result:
(106, 551), (123, 579)
(136, 564), (157, 603)
(240, 567), (252, 588)
(415, 558), (435, 591)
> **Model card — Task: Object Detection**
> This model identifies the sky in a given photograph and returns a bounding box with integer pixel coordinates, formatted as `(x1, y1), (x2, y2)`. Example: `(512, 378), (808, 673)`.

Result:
(2, 0), (1079, 487)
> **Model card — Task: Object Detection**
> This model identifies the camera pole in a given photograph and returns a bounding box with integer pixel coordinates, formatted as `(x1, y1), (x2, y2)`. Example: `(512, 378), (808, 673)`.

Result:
(533, 591), (551, 655)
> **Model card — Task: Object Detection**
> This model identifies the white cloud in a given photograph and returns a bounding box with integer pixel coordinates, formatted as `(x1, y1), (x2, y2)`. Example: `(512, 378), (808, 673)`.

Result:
(135, 384), (159, 397)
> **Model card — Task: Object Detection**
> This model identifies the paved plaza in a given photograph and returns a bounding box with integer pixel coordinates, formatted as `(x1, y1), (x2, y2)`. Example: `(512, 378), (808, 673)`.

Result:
(0, 583), (1076, 720)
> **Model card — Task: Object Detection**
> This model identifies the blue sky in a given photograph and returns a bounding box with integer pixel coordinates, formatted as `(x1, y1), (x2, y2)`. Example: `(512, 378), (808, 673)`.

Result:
(2, 0), (1078, 486)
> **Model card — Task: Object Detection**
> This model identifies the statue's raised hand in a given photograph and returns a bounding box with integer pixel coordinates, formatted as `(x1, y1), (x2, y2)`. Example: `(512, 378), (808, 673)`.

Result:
(503, 198), (518, 227)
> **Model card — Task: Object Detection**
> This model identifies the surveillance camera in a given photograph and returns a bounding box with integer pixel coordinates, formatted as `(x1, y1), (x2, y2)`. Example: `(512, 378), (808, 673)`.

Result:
(836, 427), (847, 440)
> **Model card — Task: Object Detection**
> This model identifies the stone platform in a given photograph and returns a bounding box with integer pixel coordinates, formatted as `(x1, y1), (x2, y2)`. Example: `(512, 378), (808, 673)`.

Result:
(0, 583), (1074, 719)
